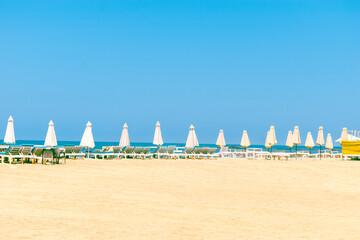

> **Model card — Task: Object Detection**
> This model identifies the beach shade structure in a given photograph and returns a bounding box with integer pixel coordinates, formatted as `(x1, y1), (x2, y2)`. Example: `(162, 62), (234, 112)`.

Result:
(119, 123), (130, 148)
(216, 129), (226, 147)
(305, 132), (315, 154)
(286, 131), (293, 150)
(4, 116), (15, 144)
(316, 126), (325, 159)
(153, 121), (164, 146)
(341, 127), (348, 143)
(240, 130), (251, 149)
(185, 124), (199, 148)
(265, 131), (271, 149)
(80, 121), (95, 157)
(292, 126), (301, 156)
(44, 120), (57, 147)
(268, 125), (277, 152)
(326, 133), (333, 151)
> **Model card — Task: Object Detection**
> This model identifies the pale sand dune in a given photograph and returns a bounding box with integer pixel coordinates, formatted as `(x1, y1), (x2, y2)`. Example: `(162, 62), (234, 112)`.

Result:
(1, 158), (360, 239)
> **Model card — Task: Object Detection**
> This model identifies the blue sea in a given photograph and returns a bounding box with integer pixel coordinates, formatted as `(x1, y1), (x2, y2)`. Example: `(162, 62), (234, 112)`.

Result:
(0, 140), (342, 152)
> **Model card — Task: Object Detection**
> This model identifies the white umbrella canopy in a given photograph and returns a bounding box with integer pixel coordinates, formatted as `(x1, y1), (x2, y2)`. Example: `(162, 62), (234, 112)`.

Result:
(326, 133), (333, 150)
(119, 123), (130, 147)
(240, 130), (251, 148)
(44, 120), (57, 147)
(80, 121), (95, 149)
(305, 132), (315, 149)
(316, 126), (325, 159)
(269, 125), (277, 146)
(292, 126), (301, 146)
(216, 129), (226, 147)
(153, 121), (164, 146)
(286, 131), (293, 148)
(316, 126), (325, 146)
(185, 124), (199, 148)
(4, 116), (15, 144)
(265, 131), (271, 149)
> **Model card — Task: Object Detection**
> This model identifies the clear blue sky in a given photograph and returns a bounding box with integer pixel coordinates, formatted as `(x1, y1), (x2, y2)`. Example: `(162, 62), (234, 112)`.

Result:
(0, 0), (359, 144)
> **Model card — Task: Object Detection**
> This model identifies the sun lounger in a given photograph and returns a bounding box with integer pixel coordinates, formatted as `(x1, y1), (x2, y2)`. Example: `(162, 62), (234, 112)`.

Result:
(121, 146), (134, 158)
(153, 146), (167, 159)
(65, 145), (85, 159)
(203, 147), (218, 159)
(112, 146), (122, 158)
(164, 146), (176, 159)
(139, 147), (152, 159)
(65, 146), (75, 158)
(175, 147), (194, 159)
(31, 147), (45, 163)
(0, 146), (22, 164)
(129, 147), (151, 159)
(19, 145), (34, 163)
(42, 149), (55, 164)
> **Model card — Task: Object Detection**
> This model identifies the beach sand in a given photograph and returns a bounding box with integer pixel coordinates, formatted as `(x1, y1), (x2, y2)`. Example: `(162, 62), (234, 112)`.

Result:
(1, 158), (360, 239)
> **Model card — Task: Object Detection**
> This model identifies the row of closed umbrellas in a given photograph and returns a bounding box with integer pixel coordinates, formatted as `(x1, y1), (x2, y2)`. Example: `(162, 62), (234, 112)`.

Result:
(263, 125), (352, 151)
(1, 116), (350, 149)
(1, 117), (198, 148)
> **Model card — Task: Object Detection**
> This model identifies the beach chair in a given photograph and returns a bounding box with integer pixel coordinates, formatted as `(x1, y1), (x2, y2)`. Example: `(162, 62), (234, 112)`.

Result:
(65, 146), (75, 158)
(176, 147), (194, 159)
(163, 146), (176, 159)
(191, 147), (204, 159)
(121, 146), (134, 158)
(130, 147), (144, 159)
(93, 146), (113, 159)
(203, 147), (218, 159)
(72, 146), (85, 159)
(0, 146), (9, 163)
(112, 146), (122, 158)
(153, 146), (167, 159)
(42, 149), (55, 164)
(139, 147), (152, 159)
(1, 146), (22, 164)
(19, 145), (34, 163)
(0, 145), (9, 153)
(54, 147), (66, 164)
(31, 147), (45, 163)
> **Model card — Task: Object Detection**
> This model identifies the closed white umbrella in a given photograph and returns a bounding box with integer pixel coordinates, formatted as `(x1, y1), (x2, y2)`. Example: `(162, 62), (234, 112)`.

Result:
(80, 121), (95, 148)
(153, 121), (164, 146)
(265, 131), (271, 149)
(185, 124), (199, 148)
(240, 130), (251, 148)
(286, 131), (293, 149)
(316, 126), (325, 159)
(44, 120), (57, 147)
(119, 123), (130, 147)
(305, 132), (315, 154)
(4, 116), (15, 144)
(270, 125), (277, 145)
(216, 129), (226, 147)
(338, 128), (348, 144)
(325, 133), (333, 150)
(292, 126), (301, 156)
(267, 125), (277, 152)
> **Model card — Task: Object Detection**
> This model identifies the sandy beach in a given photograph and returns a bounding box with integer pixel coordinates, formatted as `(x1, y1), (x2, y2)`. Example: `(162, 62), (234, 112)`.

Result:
(1, 158), (360, 239)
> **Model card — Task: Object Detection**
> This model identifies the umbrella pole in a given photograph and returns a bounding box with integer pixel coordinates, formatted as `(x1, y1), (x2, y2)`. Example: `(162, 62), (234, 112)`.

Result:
(319, 145), (321, 160)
